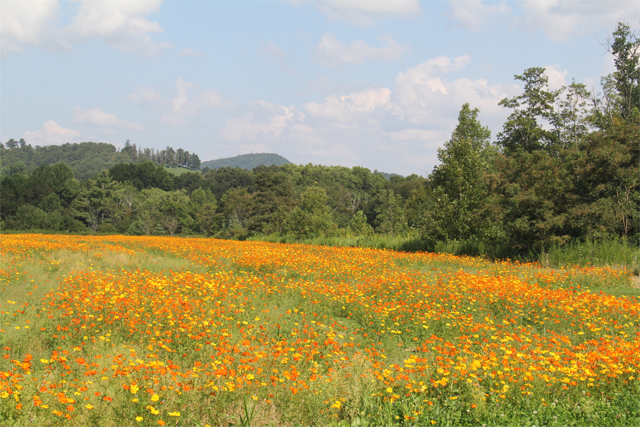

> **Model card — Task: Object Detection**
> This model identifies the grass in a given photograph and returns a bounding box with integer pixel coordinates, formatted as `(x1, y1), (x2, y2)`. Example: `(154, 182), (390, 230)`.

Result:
(251, 233), (640, 272)
(1, 234), (638, 426)
(541, 237), (640, 273)
(163, 166), (199, 176)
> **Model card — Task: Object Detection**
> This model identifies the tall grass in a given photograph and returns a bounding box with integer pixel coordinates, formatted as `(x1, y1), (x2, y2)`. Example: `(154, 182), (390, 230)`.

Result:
(542, 237), (640, 273)
(250, 233), (640, 273)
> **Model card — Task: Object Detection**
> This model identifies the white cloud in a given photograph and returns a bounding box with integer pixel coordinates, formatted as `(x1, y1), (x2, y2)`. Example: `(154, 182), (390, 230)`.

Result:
(220, 54), (520, 174)
(303, 88), (392, 123)
(2, 0), (173, 56)
(447, 0), (511, 32)
(0, 0), (59, 56)
(22, 120), (82, 145)
(517, 0), (640, 41)
(177, 47), (203, 57)
(393, 55), (472, 118)
(73, 107), (142, 132)
(221, 101), (301, 142)
(544, 65), (568, 90)
(447, 0), (639, 41)
(313, 33), (409, 67)
(313, 0), (421, 26)
(61, 0), (172, 55)
(128, 78), (225, 126)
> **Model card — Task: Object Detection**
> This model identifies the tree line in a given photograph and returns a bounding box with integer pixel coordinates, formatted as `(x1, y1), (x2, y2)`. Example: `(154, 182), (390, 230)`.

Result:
(1, 140), (200, 181)
(1, 23), (637, 255)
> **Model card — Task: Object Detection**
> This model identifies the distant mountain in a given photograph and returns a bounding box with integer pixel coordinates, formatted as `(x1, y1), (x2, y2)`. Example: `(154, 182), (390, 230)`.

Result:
(376, 171), (402, 180)
(201, 153), (292, 170)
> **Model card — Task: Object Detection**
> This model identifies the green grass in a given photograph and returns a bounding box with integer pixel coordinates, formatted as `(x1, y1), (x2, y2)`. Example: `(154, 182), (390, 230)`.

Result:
(542, 237), (640, 273)
(163, 165), (199, 176)
(250, 233), (639, 271)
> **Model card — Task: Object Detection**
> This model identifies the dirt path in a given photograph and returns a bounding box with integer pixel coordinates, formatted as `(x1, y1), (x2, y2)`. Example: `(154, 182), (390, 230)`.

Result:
(632, 276), (640, 289)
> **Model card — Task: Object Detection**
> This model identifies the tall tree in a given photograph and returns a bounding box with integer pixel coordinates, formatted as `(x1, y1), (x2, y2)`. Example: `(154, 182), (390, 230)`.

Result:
(420, 104), (499, 246)
(497, 67), (561, 154)
(607, 22), (640, 120)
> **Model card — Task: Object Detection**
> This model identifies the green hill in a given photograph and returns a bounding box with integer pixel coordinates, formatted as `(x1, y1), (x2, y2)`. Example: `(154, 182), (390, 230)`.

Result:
(0, 141), (132, 180)
(201, 153), (291, 170)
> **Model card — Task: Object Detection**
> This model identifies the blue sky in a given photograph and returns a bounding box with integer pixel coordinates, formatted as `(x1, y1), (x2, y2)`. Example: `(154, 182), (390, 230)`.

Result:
(1, 1), (638, 176)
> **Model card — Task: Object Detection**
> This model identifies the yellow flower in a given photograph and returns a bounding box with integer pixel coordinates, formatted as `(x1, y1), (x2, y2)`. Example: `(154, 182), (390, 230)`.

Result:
(85, 404), (94, 409)
(246, 374), (255, 380)
(131, 384), (139, 394)
(331, 401), (341, 409)
(136, 416), (143, 422)
(0, 392), (9, 399)
(151, 394), (160, 402)
(168, 411), (181, 417)
(40, 359), (49, 364)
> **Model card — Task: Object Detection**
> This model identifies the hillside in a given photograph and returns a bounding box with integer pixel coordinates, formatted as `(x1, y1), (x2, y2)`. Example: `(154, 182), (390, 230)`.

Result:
(0, 141), (132, 180)
(201, 153), (291, 170)
(1, 141), (201, 180)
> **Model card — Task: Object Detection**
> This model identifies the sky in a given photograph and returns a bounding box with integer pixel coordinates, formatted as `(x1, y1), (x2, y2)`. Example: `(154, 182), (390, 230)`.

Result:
(1, 0), (638, 176)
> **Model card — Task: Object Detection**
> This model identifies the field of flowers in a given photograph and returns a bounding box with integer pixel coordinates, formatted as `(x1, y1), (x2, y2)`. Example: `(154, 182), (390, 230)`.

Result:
(1, 234), (639, 426)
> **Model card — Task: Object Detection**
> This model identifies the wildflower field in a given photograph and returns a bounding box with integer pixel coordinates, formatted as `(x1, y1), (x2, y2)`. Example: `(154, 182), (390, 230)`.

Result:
(1, 234), (639, 427)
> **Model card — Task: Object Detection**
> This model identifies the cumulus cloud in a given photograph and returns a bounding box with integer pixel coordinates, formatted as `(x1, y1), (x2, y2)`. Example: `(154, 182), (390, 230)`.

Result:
(22, 120), (82, 145)
(221, 101), (301, 142)
(73, 107), (142, 133)
(221, 54), (520, 174)
(447, 0), (638, 41)
(313, 33), (409, 67)
(60, 0), (172, 55)
(303, 88), (392, 123)
(2, 0), (174, 56)
(128, 78), (225, 126)
(313, 0), (421, 26)
(0, 0), (60, 56)
(544, 64), (568, 90)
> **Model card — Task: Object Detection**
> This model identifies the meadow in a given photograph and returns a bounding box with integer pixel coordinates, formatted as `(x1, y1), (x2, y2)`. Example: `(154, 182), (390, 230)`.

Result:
(1, 234), (639, 426)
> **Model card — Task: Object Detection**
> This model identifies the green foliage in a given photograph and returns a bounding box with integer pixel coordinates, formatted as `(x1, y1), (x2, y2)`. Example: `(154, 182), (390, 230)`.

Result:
(110, 161), (174, 191)
(204, 167), (254, 200)
(0, 141), (132, 180)
(216, 187), (253, 233)
(497, 67), (562, 153)
(189, 187), (218, 236)
(607, 22), (640, 120)
(374, 189), (408, 236)
(349, 211), (373, 236)
(495, 150), (575, 251)
(127, 219), (149, 236)
(543, 237), (639, 272)
(420, 104), (499, 247)
(284, 185), (336, 238)
(250, 167), (296, 234)
(201, 153), (291, 170)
